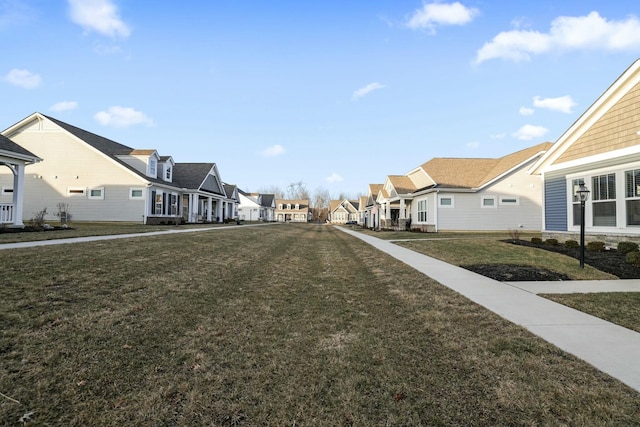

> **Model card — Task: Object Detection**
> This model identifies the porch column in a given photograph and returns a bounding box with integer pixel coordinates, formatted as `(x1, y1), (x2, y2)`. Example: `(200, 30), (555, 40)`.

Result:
(207, 197), (213, 222)
(190, 194), (198, 222)
(12, 163), (25, 227)
(216, 199), (223, 222)
(399, 199), (406, 219)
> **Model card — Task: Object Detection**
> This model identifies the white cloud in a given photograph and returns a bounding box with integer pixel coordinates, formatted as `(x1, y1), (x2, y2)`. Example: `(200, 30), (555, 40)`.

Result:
(476, 11), (640, 63)
(519, 106), (534, 116)
(50, 101), (78, 112)
(490, 132), (506, 139)
(261, 144), (285, 158)
(94, 106), (154, 127)
(406, 1), (478, 31)
(533, 95), (577, 113)
(352, 82), (385, 101)
(466, 141), (480, 149)
(512, 124), (548, 141)
(68, 0), (131, 39)
(326, 173), (344, 183)
(5, 68), (41, 89)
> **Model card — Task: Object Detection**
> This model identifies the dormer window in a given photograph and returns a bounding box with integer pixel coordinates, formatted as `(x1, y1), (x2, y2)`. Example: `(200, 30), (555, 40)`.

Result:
(295, 203), (299, 210)
(287, 203), (291, 210)
(149, 158), (157, 177)
(165, 166), (171, 180)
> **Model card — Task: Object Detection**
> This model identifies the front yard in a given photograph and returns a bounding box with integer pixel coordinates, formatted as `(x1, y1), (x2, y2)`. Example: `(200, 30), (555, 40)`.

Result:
(1, 224), (639, 425)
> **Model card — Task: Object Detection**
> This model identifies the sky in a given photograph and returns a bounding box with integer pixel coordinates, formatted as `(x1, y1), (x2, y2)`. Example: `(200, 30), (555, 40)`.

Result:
(3, 1), (640, 198)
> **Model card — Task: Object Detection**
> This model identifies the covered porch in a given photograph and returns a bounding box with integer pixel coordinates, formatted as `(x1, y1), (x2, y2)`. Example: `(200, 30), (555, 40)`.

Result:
(0, 135), (41, 227)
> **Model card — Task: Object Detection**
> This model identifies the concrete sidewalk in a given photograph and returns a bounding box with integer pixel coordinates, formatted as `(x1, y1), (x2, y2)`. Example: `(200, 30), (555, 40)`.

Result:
(338, 227), (640, 393)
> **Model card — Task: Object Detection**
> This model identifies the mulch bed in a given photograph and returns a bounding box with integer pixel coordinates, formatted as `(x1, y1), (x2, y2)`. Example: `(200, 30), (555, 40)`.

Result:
(463, 239), (640, 281)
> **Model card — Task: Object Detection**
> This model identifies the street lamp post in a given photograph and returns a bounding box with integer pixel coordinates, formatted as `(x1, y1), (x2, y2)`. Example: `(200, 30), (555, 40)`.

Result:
(577, 182), (590, 269)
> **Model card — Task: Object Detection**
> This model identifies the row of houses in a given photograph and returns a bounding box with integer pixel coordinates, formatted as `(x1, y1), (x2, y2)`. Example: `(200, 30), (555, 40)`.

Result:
(329, 58), (640, 245)
(0, 113), (312, 226)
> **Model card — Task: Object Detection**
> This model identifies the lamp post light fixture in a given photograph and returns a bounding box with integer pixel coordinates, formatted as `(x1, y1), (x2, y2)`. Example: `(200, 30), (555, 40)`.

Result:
(577, 182), (590, 269)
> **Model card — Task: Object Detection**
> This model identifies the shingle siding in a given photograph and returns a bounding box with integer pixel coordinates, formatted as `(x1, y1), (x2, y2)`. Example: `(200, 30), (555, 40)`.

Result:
(544, 177), (567, 231)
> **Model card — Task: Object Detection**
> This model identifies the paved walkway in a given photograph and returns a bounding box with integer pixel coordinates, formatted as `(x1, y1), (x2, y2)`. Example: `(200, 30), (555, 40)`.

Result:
(338, 227), (640, 393)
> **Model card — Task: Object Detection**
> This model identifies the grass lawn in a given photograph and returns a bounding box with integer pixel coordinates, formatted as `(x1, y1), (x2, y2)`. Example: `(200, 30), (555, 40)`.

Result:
(391, 233), (617, 281)
(1, 224), (640, 425)
(543, 293), (640, 333)
(0, 222), (237, 244)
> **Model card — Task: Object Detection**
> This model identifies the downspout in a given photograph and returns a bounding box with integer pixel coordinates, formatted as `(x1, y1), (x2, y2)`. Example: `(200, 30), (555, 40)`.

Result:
(434, 190), (439, 233)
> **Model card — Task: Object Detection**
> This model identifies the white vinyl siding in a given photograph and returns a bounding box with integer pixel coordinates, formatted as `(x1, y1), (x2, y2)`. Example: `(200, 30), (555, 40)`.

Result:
(4, 127), (150, 222)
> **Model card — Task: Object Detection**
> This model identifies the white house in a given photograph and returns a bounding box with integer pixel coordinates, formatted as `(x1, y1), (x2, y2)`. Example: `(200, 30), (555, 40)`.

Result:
(0, 112), (234, 224)
(364, 142), (551, 232)
(237, 189), (261, 221)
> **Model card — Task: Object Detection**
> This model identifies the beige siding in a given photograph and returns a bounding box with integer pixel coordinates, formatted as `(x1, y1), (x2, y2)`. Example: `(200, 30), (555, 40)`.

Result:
(555, 82), (640, 164)
(1, 128), (148, 222)
(437, 165), (543, 231)
(407, 169), (431, 189)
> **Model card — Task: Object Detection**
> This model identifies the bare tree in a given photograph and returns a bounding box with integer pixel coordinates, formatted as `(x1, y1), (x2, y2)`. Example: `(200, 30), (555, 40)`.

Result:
(285, 180), (309, 200)
(257, 185), (285, 199)
(312, 187), (330, 221)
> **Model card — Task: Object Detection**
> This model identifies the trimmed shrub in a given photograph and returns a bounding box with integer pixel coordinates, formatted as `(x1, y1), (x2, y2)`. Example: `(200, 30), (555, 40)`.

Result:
(544, 238), (559, 246)
(617, 241), (639, 254)
(626, 251), (640, 265)
(586, 241), (606, 252)
(564, 240), (579, 249)
(531, 237), (543, 244)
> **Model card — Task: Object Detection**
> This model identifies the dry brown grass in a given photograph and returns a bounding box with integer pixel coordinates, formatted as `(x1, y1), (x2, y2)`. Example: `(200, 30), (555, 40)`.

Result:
(1, 224), (639, 425)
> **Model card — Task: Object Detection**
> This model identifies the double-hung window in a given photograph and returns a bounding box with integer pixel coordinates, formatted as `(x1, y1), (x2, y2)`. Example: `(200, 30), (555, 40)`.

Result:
(625, 169), (640, 226)
(592, 173), (616, 226)
(417, 200), (428, 222)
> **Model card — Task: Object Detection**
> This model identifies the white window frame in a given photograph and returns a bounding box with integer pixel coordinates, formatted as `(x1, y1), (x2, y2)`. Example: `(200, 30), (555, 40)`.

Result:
(481, 196), (497, 208)
(417, 199), (428, 222)
(149, 158), (157, 177)
(88, 187), (104, 200)
(438, 196), (454, 208)
(67, 187), (86, 197)
(129, 187), (144, 200)
(1, 186), (13, 196)
(499, 196), (519, 206)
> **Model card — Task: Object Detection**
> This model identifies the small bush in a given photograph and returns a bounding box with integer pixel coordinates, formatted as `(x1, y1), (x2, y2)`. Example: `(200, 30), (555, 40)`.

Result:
(586, 241), (606, 252)
(626, 251), (640, 265)
(31, 207), (47, 228)
(564, 240), (579, 249)
(531, 237), (543, 244)
(545, 238), (559, 246)
(617, 241), (639, 254)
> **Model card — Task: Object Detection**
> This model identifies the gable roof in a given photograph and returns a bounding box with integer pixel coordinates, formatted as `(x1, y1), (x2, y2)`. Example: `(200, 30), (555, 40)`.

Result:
(420, 142), (552, 189)
(260, 194), (275, 207)
(223, 183), (238, 200)
(28, 114), (178, 187)
(0, 134), (41, 163)
(172, 163), (224, 195)
(387, 175), (417, 195)
(530, 58), (640, 174)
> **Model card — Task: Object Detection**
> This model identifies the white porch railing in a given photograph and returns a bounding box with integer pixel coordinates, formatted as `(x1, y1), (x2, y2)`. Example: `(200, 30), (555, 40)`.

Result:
(0, 203), (14, 224)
